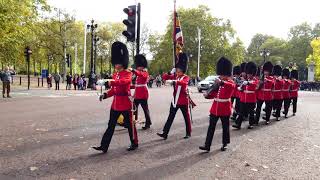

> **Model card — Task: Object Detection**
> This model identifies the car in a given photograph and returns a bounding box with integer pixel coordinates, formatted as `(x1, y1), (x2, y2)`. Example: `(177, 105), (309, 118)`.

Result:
(197, 75), (218, 93)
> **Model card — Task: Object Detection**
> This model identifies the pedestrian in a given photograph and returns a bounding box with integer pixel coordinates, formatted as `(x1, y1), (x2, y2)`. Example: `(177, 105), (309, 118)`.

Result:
(199, 57), (235, 152)
(130, 54), (152, 130)
(230, 65), (241, 121)
(255, 61), (274, 125)
(73, 74), (78, 90)
(233, 62), (258, 129)
(156, 74), (162, 87)
(289, 70), (300, 116)
(54, 73), (60, 90)
(82, 74), (87, 90)
(272, 65), (284, 121)
(66, 73), (72, 90)
(157, 53), (192, 140)
(92, 41), (138, 153)
(47, 74), (52, 89)
(282, 68), (291, 118)
(1, 66), (15, 98)
(78, 76), (83, 90)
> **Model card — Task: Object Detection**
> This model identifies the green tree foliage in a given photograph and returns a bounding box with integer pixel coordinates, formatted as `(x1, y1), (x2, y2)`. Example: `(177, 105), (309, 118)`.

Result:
(306, 38), (320, 80)
(148, 5), (245, 77)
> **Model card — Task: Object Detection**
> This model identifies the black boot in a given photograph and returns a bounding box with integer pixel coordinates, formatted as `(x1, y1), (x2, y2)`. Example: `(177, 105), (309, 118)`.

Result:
(247, 125), (254, 129)
(265, 121), (270, 125)
(183, 134), (191, 139)
(157, 133), (168, 140)
(232, 124), (241, 130)
(199, 146), (210, 152)
(142, 125), (150, 130)
(220, 144), (227, 151)
(276, 117), (280, 121)
(92, 146), (108, 153)
(127, 143), (138, 151)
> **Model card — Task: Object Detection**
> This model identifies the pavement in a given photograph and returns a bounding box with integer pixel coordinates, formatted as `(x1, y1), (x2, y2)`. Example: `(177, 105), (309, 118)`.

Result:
(0, 87), (319, 179)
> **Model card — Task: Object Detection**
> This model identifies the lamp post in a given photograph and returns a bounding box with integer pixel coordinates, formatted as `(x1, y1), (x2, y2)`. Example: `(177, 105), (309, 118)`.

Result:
(87, 19), (98, 89)
(47, 54), (53, 75)
(24, 47), (32, 90)
(260, 48), (270, 64)
(93, 34), (99, 74)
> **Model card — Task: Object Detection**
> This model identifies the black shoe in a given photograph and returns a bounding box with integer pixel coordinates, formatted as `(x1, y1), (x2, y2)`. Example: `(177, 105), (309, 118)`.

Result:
(199, 146), (210, 152)
(127, 144), (138, 151)
(247, 125), (254, 129)
(284, 114), (288, 118)
(282, 111), (286, 115)
(157, 133), (167, 140)
(220, 144), (227, 151)
(184, 135), (191, 139)
(2, 95), (5, 98)
(265, 121), (270, 125)
(92, 146), (107, 153)
(276, 118), (280, 121)
(272, 113), (276, 117)
(293, 113), (296, 116)
(232, 124), (241, 130)
(142, 125), (150, 130)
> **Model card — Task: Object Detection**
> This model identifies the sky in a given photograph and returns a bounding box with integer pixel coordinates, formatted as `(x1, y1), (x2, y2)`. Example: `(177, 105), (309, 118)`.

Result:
(47, 0), (320, 47)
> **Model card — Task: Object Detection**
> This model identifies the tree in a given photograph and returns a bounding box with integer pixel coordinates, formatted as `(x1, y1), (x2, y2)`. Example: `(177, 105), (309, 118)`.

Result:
(306, 38), (320, 80)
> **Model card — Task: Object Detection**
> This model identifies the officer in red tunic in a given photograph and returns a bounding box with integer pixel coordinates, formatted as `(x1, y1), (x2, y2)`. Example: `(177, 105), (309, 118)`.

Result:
(230, 65), (241, 121)
(272, 65), (284, 121)
(92, 41), (138, 153)
(199, 57), (235, 152)
(233, 62), (258, 129)
(289, 70), (300, 116)
(157, 53), (192, 140)
(130, 54), (152, 130)
(282, 68), (291, 118)
(255, 61), (274, 125)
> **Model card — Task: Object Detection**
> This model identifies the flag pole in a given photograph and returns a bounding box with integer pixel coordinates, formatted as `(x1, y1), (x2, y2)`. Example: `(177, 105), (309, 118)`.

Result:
(172, 0), (176, 67)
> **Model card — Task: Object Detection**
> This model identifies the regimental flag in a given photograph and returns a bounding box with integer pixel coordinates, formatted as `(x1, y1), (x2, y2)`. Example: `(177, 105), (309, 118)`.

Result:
(173, 0), (184, 65)
(174, 12), (184, 49)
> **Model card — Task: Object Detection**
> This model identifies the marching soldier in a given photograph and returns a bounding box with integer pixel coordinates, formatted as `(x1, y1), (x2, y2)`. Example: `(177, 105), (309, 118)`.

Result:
(92, 41), (138, 153)
(272, 65), (284, 121)
(157, 53), (192, 140)
(255, 61), (274, 125)
(230, 65), (241, 121)
(233, 62), (258, 129)
(282, 68), (291, 118)
(129, 54), (152, 130)
(289, 70), (300, 116)
(199, 57), (235, 152)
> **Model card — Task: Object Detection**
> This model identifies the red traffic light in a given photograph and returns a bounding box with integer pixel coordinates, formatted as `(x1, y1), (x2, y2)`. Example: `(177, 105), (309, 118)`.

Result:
(123, 8), (135, 16)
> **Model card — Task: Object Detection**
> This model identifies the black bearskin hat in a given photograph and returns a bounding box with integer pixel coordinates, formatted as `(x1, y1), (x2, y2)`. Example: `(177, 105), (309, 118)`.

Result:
(216, 57), (233, 76)
(282, 68), (290, 77)
(176, 53), (188, 73)
(290, 70), (299, 79)
(263, 61), (273, 73)
(240, 62), (247, 73)
(272, 65), (282, 76)
(245, 62), (257, 75)
(233, 65), (241, 76)
(111, 41), (129, 69)
(134, 54), (148, 68)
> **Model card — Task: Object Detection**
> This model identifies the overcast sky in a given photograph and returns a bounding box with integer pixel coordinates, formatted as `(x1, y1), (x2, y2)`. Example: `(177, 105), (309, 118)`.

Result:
(48, 0), (320, 47)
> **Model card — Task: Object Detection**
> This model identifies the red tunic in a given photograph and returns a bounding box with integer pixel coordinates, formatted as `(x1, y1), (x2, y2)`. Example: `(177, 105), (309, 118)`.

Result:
(257, 76), (274, 101)
(273, 78), (284, 100)
(132, 70), (149, 100)
(206, 79), (235, 116)
(163, 73), (190, 105)
(282, 79), (291, 99)
(290, 80), (300, 98)
(106, 70), (132, 111)
(240, 78), (258, 103)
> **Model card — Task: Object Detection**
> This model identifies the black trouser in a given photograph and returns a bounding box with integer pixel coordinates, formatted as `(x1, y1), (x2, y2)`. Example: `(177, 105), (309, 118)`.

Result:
(255, 100), (272, 123)
(231, 97), (240, 119)
(204, 115), (230, 148)
(134, 99), (152, 126)
(273, 99), (283, 118)
(66, 83), (71, 90)
(291, 97), (298, 113)
(100, 109), (138, 151)
(235, 102), (256, 127)
(162, 104), (192, 136)
(2, 81), (10, 96)
(55, 82), (59, 90)
(283, 98), (291, 116)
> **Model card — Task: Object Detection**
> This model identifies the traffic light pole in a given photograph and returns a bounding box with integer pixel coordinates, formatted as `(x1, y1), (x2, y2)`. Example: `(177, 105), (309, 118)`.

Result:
(136, 3), (141, 55)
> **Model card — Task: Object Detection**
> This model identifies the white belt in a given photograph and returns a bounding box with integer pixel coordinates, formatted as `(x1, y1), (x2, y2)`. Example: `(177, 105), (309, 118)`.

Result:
(135, 84), (147, 87)
(282, 89), (290, 91)
(214, 98), (231, 102)
(272, 90), (282, 92)
(244, 90), (255, 94)
(291, 89), (298, 92)
(262, 89), (272, 91)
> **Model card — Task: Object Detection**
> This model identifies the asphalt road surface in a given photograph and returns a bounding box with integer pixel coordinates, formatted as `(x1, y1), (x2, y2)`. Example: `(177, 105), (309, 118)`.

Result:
(0, 87), (319, 179)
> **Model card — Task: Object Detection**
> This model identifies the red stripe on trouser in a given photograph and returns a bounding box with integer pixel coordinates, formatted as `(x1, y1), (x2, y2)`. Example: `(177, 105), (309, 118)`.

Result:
(186, 106), (192, 134)
(130, 112), (138, 144)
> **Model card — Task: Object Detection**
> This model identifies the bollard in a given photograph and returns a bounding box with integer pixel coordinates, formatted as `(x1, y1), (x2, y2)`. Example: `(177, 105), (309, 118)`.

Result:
(19, 76), (21, 85)
(38, 77), (40, 87)
(42, 78), (43, 87)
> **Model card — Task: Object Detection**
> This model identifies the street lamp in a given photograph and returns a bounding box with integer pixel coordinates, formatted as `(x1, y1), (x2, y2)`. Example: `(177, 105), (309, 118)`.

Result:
(47, 54), (53, 75)
(260, 49), (270, 64)
(93, 34), (99, 74)
(24, 47), (32, 90)
(87, 19), (98, 89)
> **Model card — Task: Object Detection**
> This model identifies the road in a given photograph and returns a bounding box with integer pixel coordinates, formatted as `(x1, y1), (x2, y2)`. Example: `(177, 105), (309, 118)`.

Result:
(0, 87), (319, 179)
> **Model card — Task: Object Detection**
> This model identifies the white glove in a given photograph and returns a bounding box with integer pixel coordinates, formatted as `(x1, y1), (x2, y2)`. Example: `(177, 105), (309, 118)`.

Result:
(166, 80), (175, 85)
(242, 81), (249, 86)
(237, 87), (242, 91)
(170, 68), (176, 74)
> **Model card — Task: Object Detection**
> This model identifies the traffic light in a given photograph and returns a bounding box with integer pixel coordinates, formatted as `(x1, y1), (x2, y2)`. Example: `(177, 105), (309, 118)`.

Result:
(122, 5), (136, 42)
